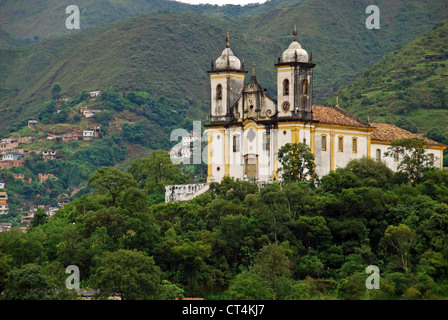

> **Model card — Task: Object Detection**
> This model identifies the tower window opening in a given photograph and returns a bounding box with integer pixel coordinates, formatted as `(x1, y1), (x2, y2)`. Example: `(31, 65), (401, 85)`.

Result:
(302, 79), (308, 95)
(217, 84), (222, 100)
(283, 79), (289, 96)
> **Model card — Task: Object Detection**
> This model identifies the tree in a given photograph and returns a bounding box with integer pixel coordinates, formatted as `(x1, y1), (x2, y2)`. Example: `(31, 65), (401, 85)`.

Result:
(51, 83), (61, 100)
(2, 264), (58, 300)
(128, 150), (185, 195)
(0, 253), (9, 294)
(277, 143), (316, 183)
(290, 215), (332, 250)
(385, 138), (436, 185)
(73, 114), (81, 123)
(88, 167), (136, 206)
(255, 184), (290, 243)
(226, 270), (274, 300)
(92, 249), (162, 300)
(336, 272), (368, 300)
(384, 224), (417, 272)
(30, 209), (48, 229)
(283, 181), (315, 219)
(251, 243), (293, 300)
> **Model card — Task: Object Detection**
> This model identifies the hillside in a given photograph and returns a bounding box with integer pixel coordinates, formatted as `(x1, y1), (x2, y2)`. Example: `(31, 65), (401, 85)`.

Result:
(0, 86), (204, 218)
(325, 20), (448, 147)
(0, 0), (305, 45)
(1, 0), (448, 138)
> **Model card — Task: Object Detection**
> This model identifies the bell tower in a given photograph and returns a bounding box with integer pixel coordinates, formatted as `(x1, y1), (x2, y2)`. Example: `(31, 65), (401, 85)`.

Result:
(275, 25), (315, 121)
(208, 32), (247, 124)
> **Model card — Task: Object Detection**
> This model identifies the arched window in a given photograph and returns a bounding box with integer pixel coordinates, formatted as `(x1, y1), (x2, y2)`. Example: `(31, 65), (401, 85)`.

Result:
(283, 79), (289, 96)
(338, 136), (344, 152)
(263, 133), (270, 152)
(376, 149), (381, 160)
(302, 79), (308, 95)
(393, 151), (399, 162)
(352, 138), (357, 153)
(233, 135), (240, 152)
(216, 84), (222, 100)
(321, 135), (327, 151)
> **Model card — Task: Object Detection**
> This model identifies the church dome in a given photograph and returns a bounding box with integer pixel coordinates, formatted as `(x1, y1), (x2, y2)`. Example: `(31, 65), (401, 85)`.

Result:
(281, 25), (309, 63)
(215, 47), (241, 70)
(215, 32), (241, 71)
(282, 41), (308, 63)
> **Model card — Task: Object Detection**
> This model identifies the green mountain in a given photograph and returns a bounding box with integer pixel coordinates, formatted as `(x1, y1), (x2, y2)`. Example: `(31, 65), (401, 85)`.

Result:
(325, 20), (448, 143)
(0, 0), (305, 45)
(1, 0), (448, 137)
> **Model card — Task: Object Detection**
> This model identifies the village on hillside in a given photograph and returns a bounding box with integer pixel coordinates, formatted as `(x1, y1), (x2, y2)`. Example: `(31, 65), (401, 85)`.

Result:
(0, 89), (203, 231)
(0, 91), (107, 231)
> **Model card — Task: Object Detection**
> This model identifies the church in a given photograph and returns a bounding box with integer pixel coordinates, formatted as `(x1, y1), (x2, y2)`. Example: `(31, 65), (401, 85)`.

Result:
(165, 27), (445, 202)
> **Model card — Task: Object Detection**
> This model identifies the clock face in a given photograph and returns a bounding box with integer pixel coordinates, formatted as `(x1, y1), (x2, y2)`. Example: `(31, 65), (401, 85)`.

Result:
(282, 101), (290, 113)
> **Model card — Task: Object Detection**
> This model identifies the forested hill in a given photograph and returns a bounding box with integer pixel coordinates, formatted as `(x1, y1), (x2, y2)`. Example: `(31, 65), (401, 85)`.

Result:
(0, 0), (305, 46)
(325, 20), (448, 151)
(1, 0), (448, 137)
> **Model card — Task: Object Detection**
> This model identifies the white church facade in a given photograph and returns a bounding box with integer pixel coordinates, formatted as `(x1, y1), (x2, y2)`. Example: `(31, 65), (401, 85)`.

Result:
(165, 27), (445, 202)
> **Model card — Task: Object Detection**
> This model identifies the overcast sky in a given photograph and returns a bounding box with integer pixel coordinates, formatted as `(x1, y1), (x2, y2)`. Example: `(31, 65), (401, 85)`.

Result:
(174, 0), (267, 6)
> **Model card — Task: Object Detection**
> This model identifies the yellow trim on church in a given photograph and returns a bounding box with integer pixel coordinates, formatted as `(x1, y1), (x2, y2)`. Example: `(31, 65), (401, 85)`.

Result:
(367, 135), (371, 158)
(224, 130), (229, 176)
(207, 134), (213, 182)
(209, 74), (246, 80)
(330, 133), (335, 171)
(315, 123), (375, 133)
(371, 139), (447, 150)
(310, 127), (315, 154)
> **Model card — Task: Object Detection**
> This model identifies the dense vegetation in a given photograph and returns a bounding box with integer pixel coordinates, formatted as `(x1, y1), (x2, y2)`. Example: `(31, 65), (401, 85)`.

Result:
(326, 20), (448, 163)
(0, 0), (306, 45)
(1, 150), (448, 300)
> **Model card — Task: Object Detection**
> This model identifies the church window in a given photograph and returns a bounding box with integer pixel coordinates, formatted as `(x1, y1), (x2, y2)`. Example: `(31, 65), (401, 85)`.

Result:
(376, 149), (381, 160)
(302, 79), (308, 95)
(263, 133), (270, 152)
(321, 135), (327, 151)
(216, 84), (222, 100)
(338, 136), (344, 152)
(393, 151), (399, 162)
(283, 79), (289, 96)
(233, 135), (240, 152)
(352, 138), (357, 153)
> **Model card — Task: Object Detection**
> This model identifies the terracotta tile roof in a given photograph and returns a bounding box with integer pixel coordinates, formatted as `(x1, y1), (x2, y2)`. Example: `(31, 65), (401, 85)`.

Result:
(370, 123), (445, 147)
(312, 105), (370, 128)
